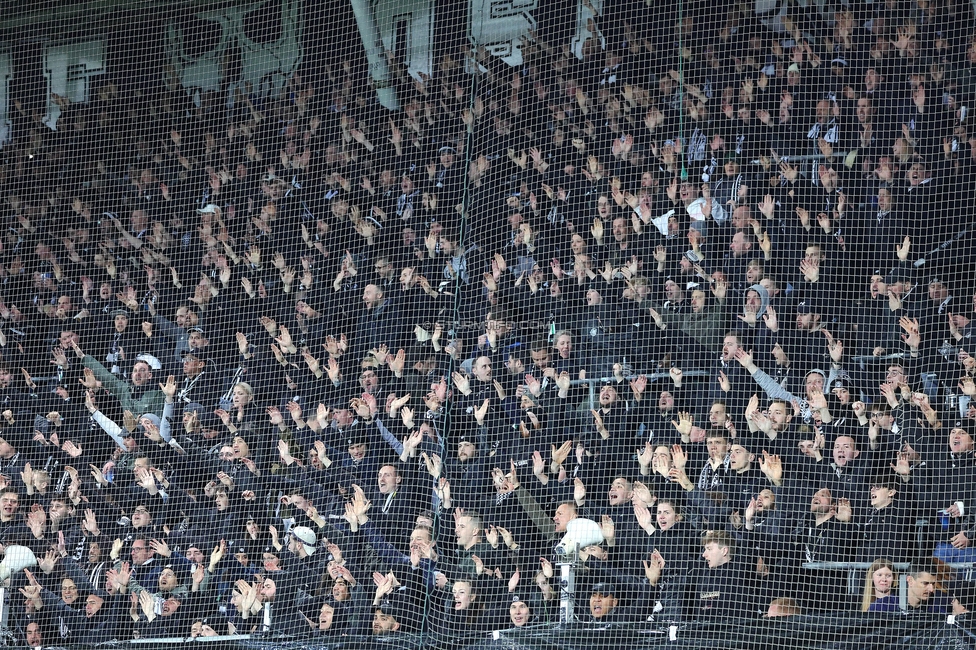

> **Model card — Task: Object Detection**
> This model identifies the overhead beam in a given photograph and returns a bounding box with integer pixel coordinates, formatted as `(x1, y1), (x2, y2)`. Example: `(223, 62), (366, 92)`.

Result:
(0, 0), (237, 34)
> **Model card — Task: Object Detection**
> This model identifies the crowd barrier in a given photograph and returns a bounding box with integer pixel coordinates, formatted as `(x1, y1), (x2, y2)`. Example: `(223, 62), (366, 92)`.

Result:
(24, 614), (967, 650)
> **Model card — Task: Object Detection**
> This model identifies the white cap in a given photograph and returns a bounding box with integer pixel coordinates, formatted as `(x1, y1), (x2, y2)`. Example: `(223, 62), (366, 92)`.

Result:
(135, 353), (162, 371)
(292, 526), (317, 555)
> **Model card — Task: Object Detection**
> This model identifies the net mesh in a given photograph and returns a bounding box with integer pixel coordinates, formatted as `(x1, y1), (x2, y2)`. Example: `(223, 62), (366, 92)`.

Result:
(0, 0), (975, 647)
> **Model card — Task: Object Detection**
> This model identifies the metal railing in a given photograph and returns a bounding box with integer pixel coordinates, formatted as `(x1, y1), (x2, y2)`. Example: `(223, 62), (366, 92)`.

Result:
(569, 371), (710, 410)
(747, 151), (851, 166)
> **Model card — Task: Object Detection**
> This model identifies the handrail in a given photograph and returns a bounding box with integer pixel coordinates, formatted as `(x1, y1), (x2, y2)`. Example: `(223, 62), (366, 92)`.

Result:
(748, 152), (851, 165)
(568, 371), (710, 409)
(130, 635), (250, 643)
(850, 353), (911, 363)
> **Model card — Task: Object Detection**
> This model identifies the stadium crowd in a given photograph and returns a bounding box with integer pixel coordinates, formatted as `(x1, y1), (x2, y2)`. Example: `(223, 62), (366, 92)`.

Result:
(4, 0), (976, 645)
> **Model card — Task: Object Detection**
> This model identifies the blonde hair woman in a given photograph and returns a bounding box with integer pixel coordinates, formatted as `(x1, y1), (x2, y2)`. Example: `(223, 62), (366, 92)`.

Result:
(862, 558), (897, 612)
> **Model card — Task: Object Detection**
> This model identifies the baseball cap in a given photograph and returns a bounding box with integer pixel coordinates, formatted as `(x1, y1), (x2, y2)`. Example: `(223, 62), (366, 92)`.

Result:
(135, 354), (162, 371)
(590, 581), (618, 595)
(884, 267), (913, 285)
(375, 597), (418, 632)
(291, 526), (317, 555)
(181, 349), (211, 364)
(184, 402), (206, 416)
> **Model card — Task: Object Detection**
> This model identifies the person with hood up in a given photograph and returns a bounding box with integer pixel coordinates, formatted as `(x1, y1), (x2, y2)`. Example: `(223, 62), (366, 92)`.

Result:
(737, 283), (779, 369)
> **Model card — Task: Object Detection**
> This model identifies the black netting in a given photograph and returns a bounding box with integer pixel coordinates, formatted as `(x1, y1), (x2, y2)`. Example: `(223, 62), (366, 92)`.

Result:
(0, 0), (975, 648)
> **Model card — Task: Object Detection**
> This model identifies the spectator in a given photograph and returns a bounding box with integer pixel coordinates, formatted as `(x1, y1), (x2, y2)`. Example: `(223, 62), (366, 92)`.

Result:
(861, 558), (898, 612)
(870, 564), (951, 614)
(3, 0), (976, 642)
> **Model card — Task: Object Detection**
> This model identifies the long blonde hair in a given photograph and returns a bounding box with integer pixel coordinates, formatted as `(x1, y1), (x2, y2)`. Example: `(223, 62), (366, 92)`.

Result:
(861, 558), (897, 612)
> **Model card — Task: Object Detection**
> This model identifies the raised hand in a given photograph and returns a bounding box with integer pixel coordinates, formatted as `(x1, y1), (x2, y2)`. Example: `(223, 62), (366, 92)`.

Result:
(159, 375), (177, 400)
(452, 371), (471, 395)
(492, 460), (512, 492)
(637, 442), (654, 472)
(551, 440), (573, 467)
(83, 509), (100, 536)
(38, 549), (58, 574)
(630, 375), (647, 399)
(670, 444), (688, 470)
(959, 376), (976, 397)
(555, 371), (571, 394)
(591, 409), (608, 439)
(899, 316), (921, 349)
(744, 497), (758, 524)
(633, 501), (654, 534)
(485, 525), (499, 548)
(643, 550), (666, 585)
(718, 370), (731, 393)
(600, 515), (615, 545)
(733, 348), (754, 368)
(540, 557), (553, 580)
(421, 452), (442, 479)
(20, 463), (34, 490)
(671, 411), (694, 438)
(759, 451), (783, 485)
(401, 406), (415, 430)
(389, 393), (411, 415)
(807, 388), (828, 411)
(474, 398), (490, 425)
(573, 477), (586, 504)
(79, 368), (99, 390)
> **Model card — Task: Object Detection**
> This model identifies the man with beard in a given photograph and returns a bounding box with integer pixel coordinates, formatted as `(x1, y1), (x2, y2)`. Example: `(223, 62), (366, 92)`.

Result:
(352, 284), (406, 363)
(745, 397), (799, 463)
(0, 366), (28, 415)
(581, 581), (644, 623)
(788, 488), (857, 611)
(367, 463), (423, 555)
(637, 368), (688, 446)
(737, 285), (778, 369)
(590, 383), (642, 476)
(443, 432), (491, 511)
(132, 590), (201, 638)
(72, 343), (163, 417)
(805, 434), (876, 514)
(703, 331), (755, 417)
(341, 431), (380, 486)
(913, 424), (976, 563)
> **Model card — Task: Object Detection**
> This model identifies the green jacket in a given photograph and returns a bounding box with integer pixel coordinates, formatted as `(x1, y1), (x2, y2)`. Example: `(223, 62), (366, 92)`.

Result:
(82, 355), (164, 417)
(662, 302), (727, 354)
